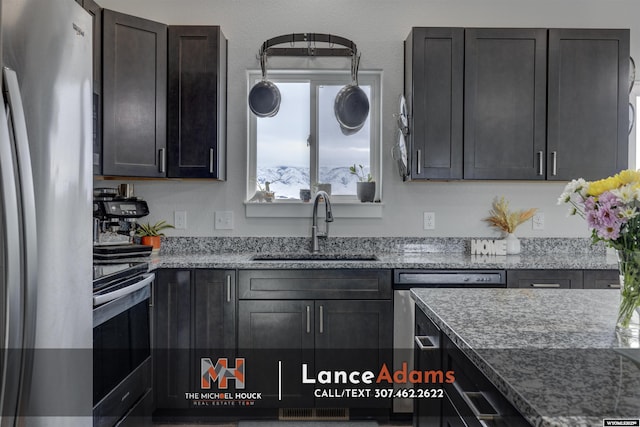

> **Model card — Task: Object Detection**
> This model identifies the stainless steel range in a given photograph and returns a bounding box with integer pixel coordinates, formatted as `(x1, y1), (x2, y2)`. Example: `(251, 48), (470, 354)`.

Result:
(93, 262), (154, 427)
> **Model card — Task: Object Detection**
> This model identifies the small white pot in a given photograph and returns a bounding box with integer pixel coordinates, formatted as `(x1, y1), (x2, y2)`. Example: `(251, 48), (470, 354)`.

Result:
(505, 233), (521, 255)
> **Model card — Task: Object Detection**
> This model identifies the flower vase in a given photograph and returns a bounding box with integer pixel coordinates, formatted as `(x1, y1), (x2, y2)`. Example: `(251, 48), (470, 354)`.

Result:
(616, 250), (640, 339)
(505, 233), (521, 255)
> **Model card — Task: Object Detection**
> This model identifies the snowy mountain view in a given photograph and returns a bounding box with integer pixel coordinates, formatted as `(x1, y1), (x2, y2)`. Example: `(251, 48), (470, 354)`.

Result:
(256, 166), (369, 199)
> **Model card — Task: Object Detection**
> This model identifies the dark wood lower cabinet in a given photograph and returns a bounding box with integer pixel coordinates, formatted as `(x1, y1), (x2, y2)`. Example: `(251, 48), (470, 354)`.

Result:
(154, 269), (191, 409)
(154, 269), (236, 410)
(414, 307), (531, 426)
(238, 300), (315, 407)
(237, 269), (393, 410)
(506, 269), (582, 289)
(583, 269), (620, 289)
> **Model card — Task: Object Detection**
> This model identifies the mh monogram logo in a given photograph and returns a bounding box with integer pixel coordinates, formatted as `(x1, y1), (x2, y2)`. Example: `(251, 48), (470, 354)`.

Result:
(201, 358), (245, 389)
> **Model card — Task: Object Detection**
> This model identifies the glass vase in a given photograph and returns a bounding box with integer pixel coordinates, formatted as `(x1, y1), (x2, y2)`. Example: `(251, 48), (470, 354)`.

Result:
(616, 250), (640, 339)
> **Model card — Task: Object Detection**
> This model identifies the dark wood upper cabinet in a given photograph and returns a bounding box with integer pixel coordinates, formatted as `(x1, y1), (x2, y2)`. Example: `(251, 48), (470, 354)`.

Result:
(547, 29), (629, 181)
(405, 27), (629, 181)
(81, 0), (103, 176)
(405, 28), (464, 180)
(82, 0), (102, 94)
(464, 28), (547, 180)
(102, 9), (167, 177)
(167, 26), (227, 179)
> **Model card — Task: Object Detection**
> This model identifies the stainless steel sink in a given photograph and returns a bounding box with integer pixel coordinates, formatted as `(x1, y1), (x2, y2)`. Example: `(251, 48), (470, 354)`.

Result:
(251, 253), (379, 262)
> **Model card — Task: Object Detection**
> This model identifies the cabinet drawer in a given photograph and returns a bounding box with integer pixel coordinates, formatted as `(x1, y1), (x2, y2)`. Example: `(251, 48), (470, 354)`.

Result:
(506, 269), (582, 289)
(238, 269), (392, 300)
(442, 335), (531, 426)
(583, 270), (620, 289)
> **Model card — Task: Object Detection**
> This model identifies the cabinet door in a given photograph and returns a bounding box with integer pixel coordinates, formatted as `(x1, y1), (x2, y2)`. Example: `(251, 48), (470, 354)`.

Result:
(507, 269), (583, 289)
(154, 269), (191, 409)
(315, 300), (392, 408)
(102, 9), (167, 177)
(464, 28), (547, 179)
(583, 270), (620, 289)
(193, 270), (236, 351)
(82, 0), (102, 176)
(405, 27), (463, 179)
(547, 29), (629, 181)
(414, 309), (442, 426)
(167, 26), (227, 179)
(82, 0), (102, 94)
(193, 270), (236, 398)
(237, 300), (315, 407)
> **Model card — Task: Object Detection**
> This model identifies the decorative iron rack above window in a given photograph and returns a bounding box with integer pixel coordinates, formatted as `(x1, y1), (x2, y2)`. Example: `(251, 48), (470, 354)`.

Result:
(259, 33), (358, 58)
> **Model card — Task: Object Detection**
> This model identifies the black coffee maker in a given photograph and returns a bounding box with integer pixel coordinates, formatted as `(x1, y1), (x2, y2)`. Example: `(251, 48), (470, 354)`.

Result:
(93, 187), (152, 259)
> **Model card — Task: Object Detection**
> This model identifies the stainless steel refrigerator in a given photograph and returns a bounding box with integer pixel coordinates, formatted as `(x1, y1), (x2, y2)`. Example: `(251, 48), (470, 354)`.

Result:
(0, 0), (93, 425)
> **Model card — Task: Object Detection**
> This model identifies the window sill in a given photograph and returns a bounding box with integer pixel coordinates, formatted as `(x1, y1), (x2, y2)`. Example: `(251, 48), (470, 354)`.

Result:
(244, 200), (383, 218)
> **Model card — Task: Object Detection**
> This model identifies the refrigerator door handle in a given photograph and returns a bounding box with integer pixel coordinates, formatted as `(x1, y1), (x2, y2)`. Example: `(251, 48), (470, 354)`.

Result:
(0, 71), (25, 426)
(3, 67), (38, 419)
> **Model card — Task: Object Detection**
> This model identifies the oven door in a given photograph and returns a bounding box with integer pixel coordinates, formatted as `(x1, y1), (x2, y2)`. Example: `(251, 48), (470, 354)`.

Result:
(93, 273), (154, 427)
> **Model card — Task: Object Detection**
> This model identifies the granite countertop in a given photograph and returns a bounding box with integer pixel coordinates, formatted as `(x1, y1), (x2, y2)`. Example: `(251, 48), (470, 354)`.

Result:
(144, 251), (617, 270)
(411, 288), (640, 427)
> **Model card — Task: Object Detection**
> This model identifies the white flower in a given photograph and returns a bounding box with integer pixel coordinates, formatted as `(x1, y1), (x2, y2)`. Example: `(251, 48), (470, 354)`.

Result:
(611, 184), (638, 204)
(558, 178), (588, 205)
(619, 206), (639, 219)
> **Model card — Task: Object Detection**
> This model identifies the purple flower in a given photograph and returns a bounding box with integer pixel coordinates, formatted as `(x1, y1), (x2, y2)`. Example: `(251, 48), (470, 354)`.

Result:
(584, 192), (627, 241)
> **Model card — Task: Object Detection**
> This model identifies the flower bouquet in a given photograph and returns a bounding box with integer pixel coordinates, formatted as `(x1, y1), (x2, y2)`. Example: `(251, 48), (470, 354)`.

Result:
(558, 169), (640, 337)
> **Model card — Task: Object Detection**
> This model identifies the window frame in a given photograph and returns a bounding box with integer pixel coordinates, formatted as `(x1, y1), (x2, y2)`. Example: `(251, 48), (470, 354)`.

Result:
(246, 69), (382, 205)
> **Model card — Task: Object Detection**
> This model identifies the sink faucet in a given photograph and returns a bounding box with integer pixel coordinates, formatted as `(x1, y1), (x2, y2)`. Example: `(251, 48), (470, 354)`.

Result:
(311, 190), (334, 252)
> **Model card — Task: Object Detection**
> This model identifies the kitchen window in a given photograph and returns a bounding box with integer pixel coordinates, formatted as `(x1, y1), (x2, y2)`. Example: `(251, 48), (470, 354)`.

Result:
(246, 70), (382, 212)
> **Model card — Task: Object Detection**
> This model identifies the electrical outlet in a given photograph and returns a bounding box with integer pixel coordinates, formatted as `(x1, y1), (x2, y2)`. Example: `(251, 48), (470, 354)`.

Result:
(423, 212), (435, 230)
(532, 212), (544, 230)
(174, 210), (187, 230)
(215, 211), (234, 230)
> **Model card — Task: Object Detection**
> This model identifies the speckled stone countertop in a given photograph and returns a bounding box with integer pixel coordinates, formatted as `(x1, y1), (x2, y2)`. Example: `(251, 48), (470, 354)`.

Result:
(145, 251), (617, 270)
(411, 288), (640, 427)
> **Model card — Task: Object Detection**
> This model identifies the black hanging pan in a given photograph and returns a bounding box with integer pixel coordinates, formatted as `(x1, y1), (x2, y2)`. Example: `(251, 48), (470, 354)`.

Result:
(248, 53), (281, 118)
(334, 53), (369, 135)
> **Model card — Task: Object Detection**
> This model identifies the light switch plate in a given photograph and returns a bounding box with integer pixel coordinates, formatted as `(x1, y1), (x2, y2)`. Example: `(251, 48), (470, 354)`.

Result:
(174, 210), (187, 230)
(423, 212), (435, 230)
(532, 212), (544, 230)
(215, 211), (234, 230)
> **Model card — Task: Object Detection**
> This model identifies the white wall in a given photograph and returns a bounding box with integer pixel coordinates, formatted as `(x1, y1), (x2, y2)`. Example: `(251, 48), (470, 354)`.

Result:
(96, 0), (640, 238)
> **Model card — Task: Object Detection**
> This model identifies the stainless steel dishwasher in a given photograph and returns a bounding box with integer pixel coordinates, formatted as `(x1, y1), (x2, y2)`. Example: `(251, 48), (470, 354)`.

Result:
(392, 269), (506, 414)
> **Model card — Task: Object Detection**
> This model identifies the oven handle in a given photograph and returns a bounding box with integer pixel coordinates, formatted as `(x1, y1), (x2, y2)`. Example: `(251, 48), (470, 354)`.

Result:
(93, 273), (155, 306)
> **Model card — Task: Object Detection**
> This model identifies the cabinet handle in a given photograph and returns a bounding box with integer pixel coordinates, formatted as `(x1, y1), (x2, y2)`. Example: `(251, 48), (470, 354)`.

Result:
(226, 275), (231, 302)
(414, 335), (438, 351)
(416, 149), (422, 175)
(537, 151), (544, 176)
(209, 148), (215, 174)
(530, 283), (561, 288)
(453, 382), (499, 420)
(319, 305), (324, 334)
(149, 281), (154, 308)
(159, 148), (166, 173)
(306, 306), (311, 334)
(607, 283), (621, 289)
(551, 151), (557, 176)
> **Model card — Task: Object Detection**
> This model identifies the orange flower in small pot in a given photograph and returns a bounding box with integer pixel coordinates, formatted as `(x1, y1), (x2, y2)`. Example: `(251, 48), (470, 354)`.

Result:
(136, 220), (174, 253)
